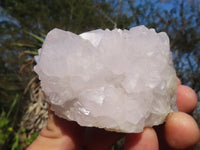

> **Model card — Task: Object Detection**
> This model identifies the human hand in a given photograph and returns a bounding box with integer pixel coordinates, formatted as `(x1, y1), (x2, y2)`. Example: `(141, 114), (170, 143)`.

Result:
(27, 78), (200, 150)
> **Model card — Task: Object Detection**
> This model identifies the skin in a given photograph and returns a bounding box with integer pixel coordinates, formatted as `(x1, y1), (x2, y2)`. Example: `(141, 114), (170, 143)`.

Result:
(27, 78), (200, 150)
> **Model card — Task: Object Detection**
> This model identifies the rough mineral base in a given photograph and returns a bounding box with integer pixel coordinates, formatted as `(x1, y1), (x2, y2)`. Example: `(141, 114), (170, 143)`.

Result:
(34, 25), (177, 133)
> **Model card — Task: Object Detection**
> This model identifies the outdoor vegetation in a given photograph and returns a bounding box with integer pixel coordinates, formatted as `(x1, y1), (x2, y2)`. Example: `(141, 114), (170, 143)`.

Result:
(0, 0), (199, 149)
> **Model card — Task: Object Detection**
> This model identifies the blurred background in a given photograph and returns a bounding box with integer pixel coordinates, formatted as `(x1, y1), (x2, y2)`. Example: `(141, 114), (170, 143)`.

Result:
(0, 0), (199, 149)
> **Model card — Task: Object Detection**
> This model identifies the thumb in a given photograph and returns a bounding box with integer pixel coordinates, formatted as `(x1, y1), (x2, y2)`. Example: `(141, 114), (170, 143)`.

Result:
(27, 110), (83, 150)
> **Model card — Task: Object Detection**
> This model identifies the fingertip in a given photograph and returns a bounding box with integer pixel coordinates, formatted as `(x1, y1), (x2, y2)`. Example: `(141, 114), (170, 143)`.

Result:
(176, 85), (198, 113)
(165, 112), (200, 149)
(124, 127), (159, 150)
(176, 78), (181, 86)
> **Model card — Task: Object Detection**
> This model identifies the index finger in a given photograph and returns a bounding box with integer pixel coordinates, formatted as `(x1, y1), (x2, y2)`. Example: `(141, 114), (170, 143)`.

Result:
(176, 83), (198, 113)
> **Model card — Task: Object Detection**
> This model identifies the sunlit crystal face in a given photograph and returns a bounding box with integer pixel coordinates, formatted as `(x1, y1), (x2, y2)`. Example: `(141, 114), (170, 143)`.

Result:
(34, 25), (177, 133)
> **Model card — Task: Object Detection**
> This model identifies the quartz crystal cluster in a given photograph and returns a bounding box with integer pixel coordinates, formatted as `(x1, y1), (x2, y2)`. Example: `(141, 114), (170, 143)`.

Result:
(34, 25), (177, 133)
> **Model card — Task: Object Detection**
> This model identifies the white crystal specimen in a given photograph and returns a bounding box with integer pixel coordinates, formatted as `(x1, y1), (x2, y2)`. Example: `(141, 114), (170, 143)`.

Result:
(34, 25), (177, 133)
